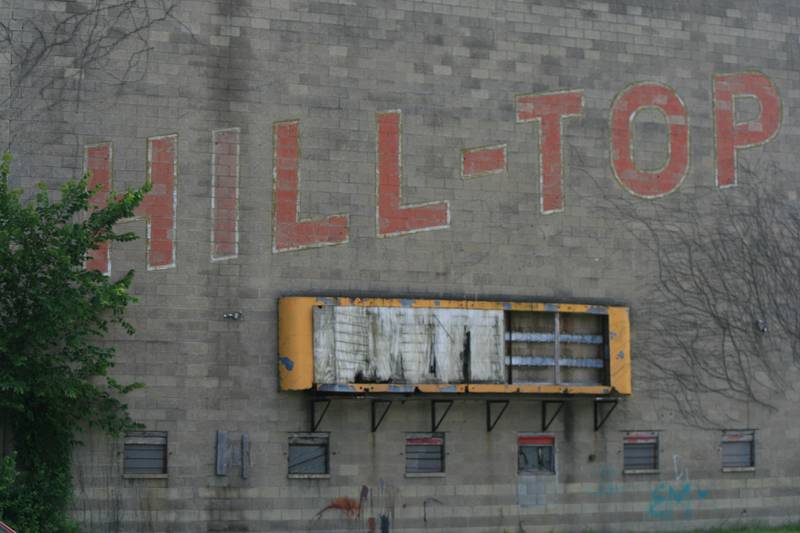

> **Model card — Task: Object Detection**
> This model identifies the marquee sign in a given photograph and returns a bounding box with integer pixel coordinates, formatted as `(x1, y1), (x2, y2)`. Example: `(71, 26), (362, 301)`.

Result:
(277, 297), (631, 396)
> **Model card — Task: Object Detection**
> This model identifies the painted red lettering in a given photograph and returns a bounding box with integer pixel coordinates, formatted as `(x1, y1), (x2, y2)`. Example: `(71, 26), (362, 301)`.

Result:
(516, 91), (583, 214)
(462, 145), (506, 178)
(83, 137), (177, 272)
(84, 143), (112, 274)
(376, 111), (449, 237)
(714, 72), (781, 188)
(138, 135), (178, 270)
(272, 120), (349, 252)
(610, 83), (689, 198)
(212, 128), (240, 260)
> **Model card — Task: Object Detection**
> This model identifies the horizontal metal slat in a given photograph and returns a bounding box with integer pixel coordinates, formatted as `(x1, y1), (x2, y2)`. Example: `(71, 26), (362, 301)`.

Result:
(123, 442), (166, 474)
(124, 448), (166, 460)
(125, 466), (164, 474)
(407, 447), (443, 454)
(722, 442), (753, 467)
(407, 463), (443, 473)
(625, 448), (656, 458)
(125, 459), (164, 469)
(506, 357), (604, 368)
(624, 443), (658, 470)
(507, 332), (554, 343)
(625, 459), (657, 470)
(505, 332), (604, 344)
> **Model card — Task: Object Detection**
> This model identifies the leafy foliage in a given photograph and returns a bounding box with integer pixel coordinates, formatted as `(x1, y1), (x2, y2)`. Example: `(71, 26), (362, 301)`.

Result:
(0, 152), (148, 531)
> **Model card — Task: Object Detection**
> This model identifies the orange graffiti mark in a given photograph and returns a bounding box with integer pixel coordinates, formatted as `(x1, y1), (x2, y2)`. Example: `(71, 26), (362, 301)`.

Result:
(317, 497), (361, 519)
(315, 485), (369, 520)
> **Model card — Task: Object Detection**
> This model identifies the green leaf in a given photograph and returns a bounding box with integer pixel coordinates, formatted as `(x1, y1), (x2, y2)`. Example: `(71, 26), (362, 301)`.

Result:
(0, 152), (148, 532)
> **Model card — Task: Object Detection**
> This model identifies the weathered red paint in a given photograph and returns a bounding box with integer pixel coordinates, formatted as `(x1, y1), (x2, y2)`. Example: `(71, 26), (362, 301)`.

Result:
(518, 435), (554, 445)
(376, 111), (449, 236)
(624, 432), (658, 444)
(273, 120), (349, 252)
(462, 145), (506, 178)
(137, 135), (177, 270)
(714, 72), (781, 188)
(610, 83), (689, 198)
(516, 91), (583, 214)
(85, 143), (112, 274)
(721, 431), (753, 442)
(84, 72), (784, 264)
(212, 128), (239, 260)
(83, 137), (177, 272)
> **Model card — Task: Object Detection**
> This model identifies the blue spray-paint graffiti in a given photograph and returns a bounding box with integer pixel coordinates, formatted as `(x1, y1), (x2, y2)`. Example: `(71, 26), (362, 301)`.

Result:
(594, 464), (622, 496)
(648, 482), (709, 520)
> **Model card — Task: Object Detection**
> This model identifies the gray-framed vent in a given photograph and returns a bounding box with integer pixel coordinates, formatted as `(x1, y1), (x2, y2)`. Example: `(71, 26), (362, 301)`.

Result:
(123, 431), (167, 476)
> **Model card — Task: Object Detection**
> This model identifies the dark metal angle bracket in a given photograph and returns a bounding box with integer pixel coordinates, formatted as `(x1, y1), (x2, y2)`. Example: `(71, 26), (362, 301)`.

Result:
(431, 400), (454, 432)
(593, 398), (619, 431)
(371, 400), (393, 432)
(486, 400), (510, 432)
(542, 400), (564, 432)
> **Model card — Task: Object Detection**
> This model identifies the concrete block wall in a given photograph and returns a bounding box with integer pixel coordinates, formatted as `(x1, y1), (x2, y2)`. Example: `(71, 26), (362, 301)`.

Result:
(5, 0), (800, 531)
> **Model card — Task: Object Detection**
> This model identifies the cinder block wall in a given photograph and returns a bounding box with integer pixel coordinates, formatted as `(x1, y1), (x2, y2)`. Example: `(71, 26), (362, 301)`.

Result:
(6, 0), (800, 531)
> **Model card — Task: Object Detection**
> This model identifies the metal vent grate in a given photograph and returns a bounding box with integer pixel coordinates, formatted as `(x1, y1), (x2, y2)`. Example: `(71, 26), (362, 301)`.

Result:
(623, 432), (658, 471)
(124, 432), (167, 475)
(722, 431), (754, 468)
(405, 433), (444, 474)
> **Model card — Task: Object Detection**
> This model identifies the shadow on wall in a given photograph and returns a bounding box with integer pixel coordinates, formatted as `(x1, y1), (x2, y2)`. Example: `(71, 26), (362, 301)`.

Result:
(309, 483), (398, 532)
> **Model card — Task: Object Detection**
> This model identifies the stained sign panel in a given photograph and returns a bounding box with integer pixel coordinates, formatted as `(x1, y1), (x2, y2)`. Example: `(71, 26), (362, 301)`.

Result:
(313, 306), (505, 384)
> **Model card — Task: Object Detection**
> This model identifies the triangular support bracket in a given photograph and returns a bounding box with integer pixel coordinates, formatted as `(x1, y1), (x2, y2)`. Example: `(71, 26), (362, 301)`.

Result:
(542, 400), (564, 432)
(431, 400), (454, 432)
(371, 400), (393, 432)
(594, 398), (619, 431)
(310, 399), (331, 432)
(486, 400), (510, 432)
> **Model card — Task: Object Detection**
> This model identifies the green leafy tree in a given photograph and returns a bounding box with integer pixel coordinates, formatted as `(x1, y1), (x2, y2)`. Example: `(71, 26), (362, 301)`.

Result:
(0, 153), (148, 532)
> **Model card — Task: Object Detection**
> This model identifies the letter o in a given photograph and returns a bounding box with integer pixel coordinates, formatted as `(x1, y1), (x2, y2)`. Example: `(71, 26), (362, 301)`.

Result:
(610, 83), (689, 198)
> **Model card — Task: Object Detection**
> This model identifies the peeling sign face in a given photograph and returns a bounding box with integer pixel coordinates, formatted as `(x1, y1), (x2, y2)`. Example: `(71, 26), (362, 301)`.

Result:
(313, 306), (505, 385)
